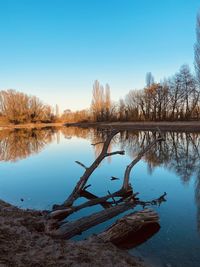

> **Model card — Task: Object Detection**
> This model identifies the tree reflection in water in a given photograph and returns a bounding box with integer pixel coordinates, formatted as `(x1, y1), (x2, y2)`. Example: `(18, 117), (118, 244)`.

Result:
(1, 127), (200, 231)
(0, 127), (59, 162)
(118, 130), (200, 233)
(1, 127), (200, 181)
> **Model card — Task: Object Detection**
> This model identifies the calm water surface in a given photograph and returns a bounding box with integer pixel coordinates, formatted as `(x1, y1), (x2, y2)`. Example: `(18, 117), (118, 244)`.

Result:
(0, 127), (199, 267)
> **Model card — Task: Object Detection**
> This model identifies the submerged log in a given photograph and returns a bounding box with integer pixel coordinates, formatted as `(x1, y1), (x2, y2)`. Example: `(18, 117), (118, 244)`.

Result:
(98, 209), (159, 248)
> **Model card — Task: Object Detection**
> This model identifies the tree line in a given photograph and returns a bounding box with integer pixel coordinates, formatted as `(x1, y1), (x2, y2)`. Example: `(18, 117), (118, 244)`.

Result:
(1, 12), (200, 124)
(62, 12), (200, 123)
(62, 64), (200, 122)
(0, 89), (57, 124)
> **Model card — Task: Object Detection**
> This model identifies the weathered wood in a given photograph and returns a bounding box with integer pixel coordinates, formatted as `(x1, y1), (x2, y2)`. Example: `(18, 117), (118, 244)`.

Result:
(63, 130), (124, 207)
(98, 209), (159, 244)
(47, 127), (166, 243)
(122, 132), (165, 191)
(47, 200), (136, 239)
(137, 192), (167, 207)
(50, 188), (134, 221)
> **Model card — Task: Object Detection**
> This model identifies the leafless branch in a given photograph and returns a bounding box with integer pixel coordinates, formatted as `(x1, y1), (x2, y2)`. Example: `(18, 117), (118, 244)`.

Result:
(122, 129), (164, 191)
(62, 130), (120, 207)
(91, 141), (105, 146)
(75, 161), (88, 169)
(106, 150), (125, 156)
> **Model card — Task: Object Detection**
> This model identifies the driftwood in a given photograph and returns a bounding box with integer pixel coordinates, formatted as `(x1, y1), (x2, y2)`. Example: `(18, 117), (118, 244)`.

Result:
(47, 199), (136, 239)
(50, 188), (134, 221)
(122, 129), (165, 190)
(98, 209), (159, 248)
(47, 193), (166, 240)
(63, 130), (124, 207)
(47, 128), (166, 242)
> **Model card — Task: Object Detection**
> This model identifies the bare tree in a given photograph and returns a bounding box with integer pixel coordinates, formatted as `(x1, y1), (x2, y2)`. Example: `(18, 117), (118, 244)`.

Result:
(195, 13), (200, 85)
(91, 80), (104, 121)
(105, 83), (111, 120)
(0, 89), (54, 124)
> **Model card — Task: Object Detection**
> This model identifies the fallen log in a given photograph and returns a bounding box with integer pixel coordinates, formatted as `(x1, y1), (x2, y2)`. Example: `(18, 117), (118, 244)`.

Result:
(50, 188), (134, 221)
(47, 128), (166, 242)
(98, 209), (159, 246)
(47, 200), (136, 239)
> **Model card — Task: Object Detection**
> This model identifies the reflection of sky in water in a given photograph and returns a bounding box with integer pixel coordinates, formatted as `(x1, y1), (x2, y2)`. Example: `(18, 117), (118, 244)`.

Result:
(0, 128), (199, 267)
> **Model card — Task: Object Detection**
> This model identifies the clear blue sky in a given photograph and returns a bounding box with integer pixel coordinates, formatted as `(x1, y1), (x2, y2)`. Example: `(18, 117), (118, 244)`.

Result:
(0, 0), (199, 111)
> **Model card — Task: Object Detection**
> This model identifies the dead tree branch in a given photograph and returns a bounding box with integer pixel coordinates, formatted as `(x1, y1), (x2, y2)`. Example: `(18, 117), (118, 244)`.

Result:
(47, 200), (136, 239)
(122, 130), (165, 191)
(106, 150), (125, 157)
(75, 161), (88, 169)
(50, 189), (134, 221)
(98, 209), (159, 243)
(62, 130), (121, 207)
(136, 192), (167, 207)
(91, 141), (105, 146)
(47, 128), (166, 241)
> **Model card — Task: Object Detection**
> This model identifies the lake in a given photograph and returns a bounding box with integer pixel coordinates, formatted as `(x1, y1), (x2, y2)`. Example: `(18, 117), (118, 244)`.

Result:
(0, 126), (199, 267)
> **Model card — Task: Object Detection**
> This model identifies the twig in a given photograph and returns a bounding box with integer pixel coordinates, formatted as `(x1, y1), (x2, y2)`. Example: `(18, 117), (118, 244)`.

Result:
(63, 130), (121, 207)
(108, 190), (118, 206)
(91, 141), (105, 146)
(106, 150), (125, 156)
(75, 161), (88, 169)
(137, 192), (167, 207)
(122, 128), (165, 191)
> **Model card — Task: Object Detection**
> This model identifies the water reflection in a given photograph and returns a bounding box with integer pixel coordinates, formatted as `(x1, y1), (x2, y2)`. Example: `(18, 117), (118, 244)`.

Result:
(118, 131), (200, 183)
(1, 127), (200, 184)
(0, 127), (59, 162)
(1, 126), (200, 266)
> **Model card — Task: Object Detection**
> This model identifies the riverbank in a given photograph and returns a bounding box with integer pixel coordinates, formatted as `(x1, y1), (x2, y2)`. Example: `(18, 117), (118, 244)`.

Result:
(0, 199), (147, 267)
(1, 121), (200, 132)
(0, 122), (64, 130)
(65, 121), (200, 132)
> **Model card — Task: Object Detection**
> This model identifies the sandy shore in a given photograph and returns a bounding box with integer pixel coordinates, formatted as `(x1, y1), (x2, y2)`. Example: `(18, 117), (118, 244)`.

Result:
(0, 200), (148, 267)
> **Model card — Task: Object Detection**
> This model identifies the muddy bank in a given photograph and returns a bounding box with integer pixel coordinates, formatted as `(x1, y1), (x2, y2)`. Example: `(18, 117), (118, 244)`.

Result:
(65, 121), (200, 132)
(0, 200), (147, 267)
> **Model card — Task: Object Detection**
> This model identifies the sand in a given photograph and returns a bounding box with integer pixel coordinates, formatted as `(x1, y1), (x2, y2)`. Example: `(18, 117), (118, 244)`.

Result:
(0, 200), (147, 267)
